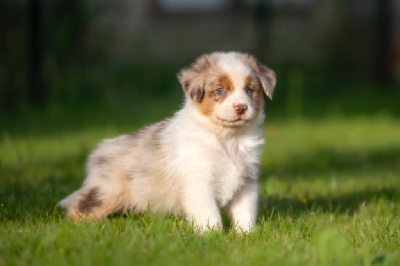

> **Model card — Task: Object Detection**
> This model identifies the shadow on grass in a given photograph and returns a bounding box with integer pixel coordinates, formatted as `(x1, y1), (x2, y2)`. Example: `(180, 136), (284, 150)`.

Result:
(1, 145), (399, 222)
(262, 146), (400, 179)
(258, 187), (400, 219)
(258, 146), (400, 218)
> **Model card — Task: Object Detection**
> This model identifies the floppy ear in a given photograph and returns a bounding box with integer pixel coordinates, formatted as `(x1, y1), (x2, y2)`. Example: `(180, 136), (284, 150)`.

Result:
(257, 64), (276, 100)
(178, 55), (211, 102)
(178, 68), (205, 102)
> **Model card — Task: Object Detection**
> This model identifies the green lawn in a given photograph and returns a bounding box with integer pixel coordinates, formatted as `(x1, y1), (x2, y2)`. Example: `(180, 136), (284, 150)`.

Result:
(1, 104), (399, 265)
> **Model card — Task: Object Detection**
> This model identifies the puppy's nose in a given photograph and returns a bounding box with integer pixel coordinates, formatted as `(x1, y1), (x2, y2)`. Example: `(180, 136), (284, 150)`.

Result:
(234, 104), (247, 115)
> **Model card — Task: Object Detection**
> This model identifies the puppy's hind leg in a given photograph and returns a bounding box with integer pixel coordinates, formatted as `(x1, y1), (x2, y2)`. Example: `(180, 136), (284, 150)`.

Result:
(58, 185), (125, 221)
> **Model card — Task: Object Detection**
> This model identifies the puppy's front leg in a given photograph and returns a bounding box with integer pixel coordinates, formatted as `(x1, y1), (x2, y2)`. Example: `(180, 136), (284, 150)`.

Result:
(226, 179), (258, 232)
(181, 185), (222, 232)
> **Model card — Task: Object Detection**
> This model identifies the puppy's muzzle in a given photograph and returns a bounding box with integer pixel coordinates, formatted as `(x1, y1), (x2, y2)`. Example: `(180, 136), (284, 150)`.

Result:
(234, 104), (248, 115)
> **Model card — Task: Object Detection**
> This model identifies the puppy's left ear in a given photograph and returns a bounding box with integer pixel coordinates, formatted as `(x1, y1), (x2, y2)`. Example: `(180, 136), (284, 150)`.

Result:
(178, 68), (205, 102)
(178, 55), (211, 102)
(257, 63), (276, 100)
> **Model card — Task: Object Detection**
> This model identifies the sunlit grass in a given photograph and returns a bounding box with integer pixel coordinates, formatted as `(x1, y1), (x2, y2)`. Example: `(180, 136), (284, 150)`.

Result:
(1, 109), (399, 265)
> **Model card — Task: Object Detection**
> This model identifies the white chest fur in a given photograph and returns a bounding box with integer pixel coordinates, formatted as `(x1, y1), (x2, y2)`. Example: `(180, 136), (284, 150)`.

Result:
(210, 132), (264, 207)
(171, 107), (264, 209)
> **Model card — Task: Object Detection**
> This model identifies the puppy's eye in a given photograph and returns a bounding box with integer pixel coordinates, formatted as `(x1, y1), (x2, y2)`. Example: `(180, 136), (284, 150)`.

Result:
(245, 87), (253, 94)
(216, 88), (225, 94)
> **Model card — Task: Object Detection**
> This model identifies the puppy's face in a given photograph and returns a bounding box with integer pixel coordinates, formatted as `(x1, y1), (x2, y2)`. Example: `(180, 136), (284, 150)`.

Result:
(179, 52), (276, 127)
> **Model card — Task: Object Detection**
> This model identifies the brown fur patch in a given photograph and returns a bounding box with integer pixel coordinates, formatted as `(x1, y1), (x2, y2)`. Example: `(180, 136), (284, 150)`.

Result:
(257, 64), (276, 99)
(178, 54), (219, 102)
(244, 75), (251, 88)
(216, 74), (234, 92)
(235, 53), (276, 99)
(190, 88), (204, 102)
(196, 73), (234, 116)
(129, 132), (140, 140)
(154, 119), (169, 135)
(146, 119), (170, 149)
(94, 156), (108, 166)
(78, 188), (102, 213)
(244, 74), (264, 114)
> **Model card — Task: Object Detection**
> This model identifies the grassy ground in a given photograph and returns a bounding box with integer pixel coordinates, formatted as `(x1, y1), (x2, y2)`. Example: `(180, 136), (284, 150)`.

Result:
(1, 100), (400, 265)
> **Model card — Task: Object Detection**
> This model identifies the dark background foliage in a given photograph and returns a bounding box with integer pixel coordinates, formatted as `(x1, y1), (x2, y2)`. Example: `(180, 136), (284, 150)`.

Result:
(1, 0), (399, 121)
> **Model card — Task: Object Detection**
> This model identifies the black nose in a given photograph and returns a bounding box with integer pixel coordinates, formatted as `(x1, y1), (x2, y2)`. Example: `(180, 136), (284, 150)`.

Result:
(234, 104), (247, 115)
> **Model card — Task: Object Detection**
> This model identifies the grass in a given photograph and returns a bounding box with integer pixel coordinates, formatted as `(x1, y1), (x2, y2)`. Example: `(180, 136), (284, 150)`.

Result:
(1, 100), (400, 265)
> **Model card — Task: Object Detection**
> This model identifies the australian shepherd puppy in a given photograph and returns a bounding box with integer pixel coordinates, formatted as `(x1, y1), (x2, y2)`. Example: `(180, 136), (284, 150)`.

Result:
(58, 52), (276, 232)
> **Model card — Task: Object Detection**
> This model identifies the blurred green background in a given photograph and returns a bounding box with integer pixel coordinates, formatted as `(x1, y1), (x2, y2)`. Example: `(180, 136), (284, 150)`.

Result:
(1, 0), (400, 132)
(1, 2), (400, 264)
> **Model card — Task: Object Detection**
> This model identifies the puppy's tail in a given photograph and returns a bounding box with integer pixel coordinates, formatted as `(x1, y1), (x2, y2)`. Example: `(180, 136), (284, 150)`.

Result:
(56, 187), (125, 221)
(57, 197), (69, 210)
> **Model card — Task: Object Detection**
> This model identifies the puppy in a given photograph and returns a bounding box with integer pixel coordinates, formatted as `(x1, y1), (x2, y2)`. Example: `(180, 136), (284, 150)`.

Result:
(58, 52), (276, 232)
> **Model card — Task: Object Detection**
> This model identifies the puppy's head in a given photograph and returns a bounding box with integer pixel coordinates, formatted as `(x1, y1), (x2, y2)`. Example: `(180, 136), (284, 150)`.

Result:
(178, 52), (276, 127)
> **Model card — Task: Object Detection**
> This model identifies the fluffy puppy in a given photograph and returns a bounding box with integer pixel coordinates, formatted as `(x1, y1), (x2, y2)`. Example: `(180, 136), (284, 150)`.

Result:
(58, 52), (276, 232)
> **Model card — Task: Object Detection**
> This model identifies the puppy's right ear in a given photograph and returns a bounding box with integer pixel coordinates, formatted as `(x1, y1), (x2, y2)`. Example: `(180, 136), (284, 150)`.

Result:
(178, 55), (211, 102)
(257, 63), (276, 100)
